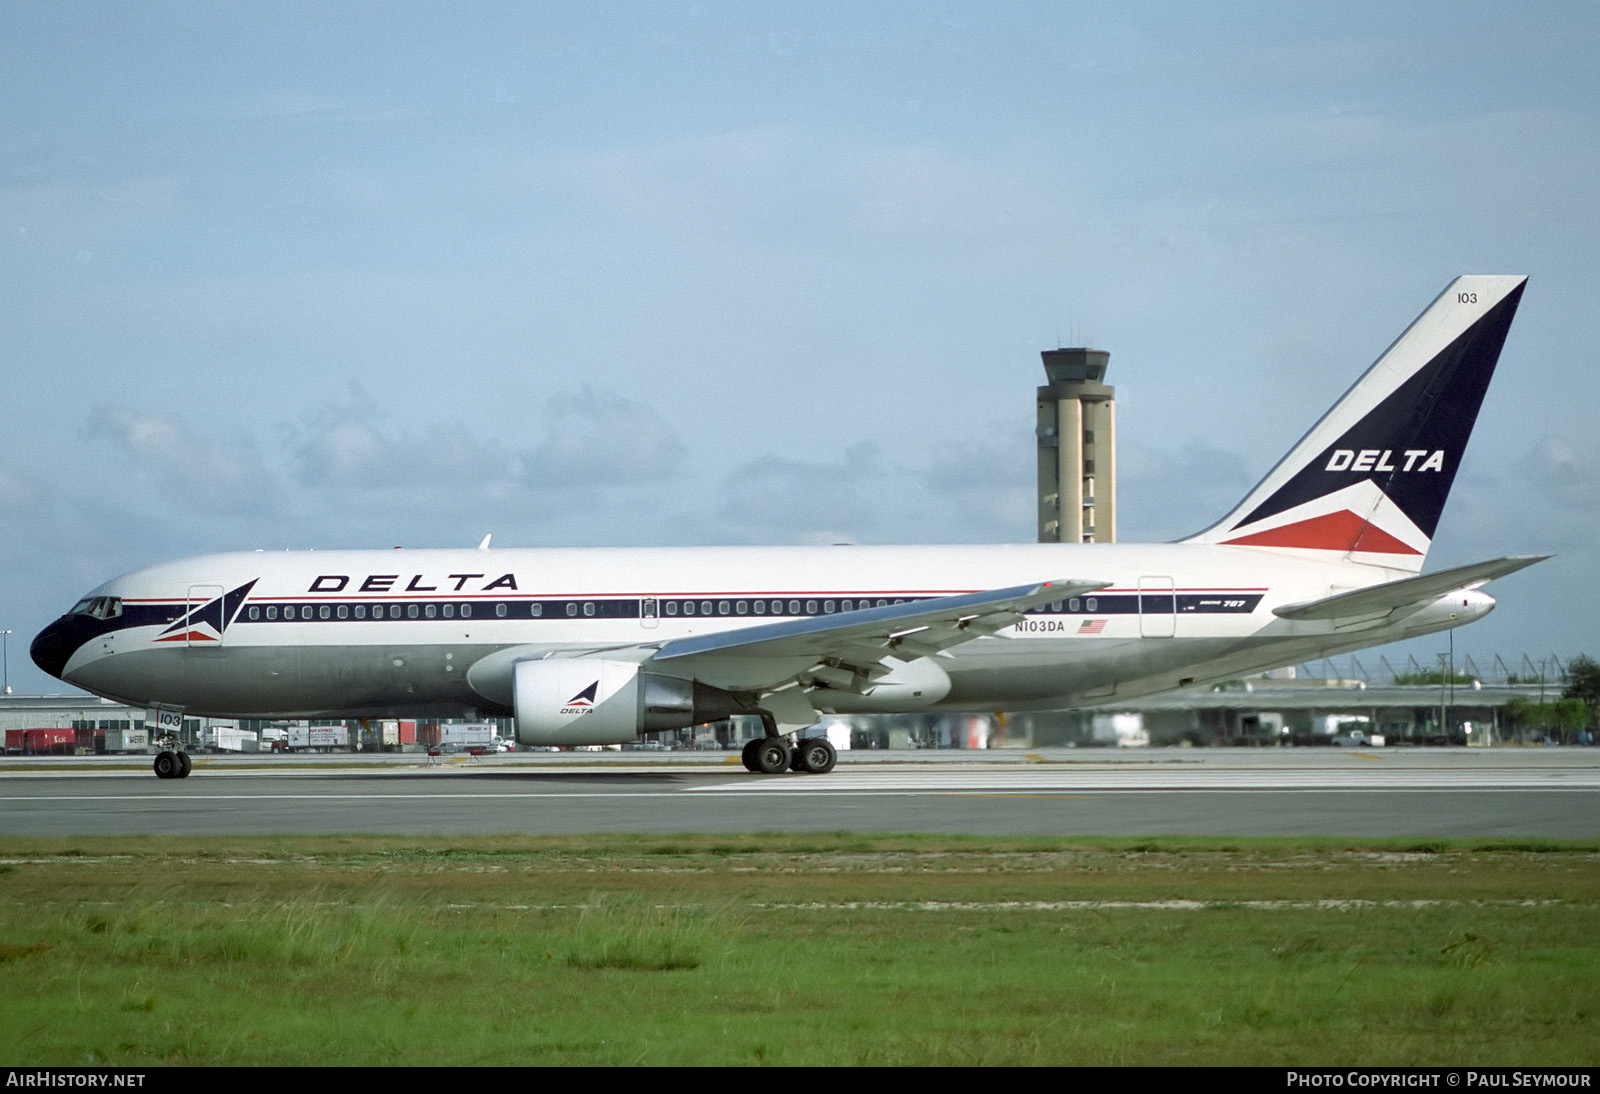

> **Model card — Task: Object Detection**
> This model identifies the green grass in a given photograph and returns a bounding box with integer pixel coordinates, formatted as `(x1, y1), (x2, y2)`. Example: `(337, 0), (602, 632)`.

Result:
(0, 835), (1595, 1066)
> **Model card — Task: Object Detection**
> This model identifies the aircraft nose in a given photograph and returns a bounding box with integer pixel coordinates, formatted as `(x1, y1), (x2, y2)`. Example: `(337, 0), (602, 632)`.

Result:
(30, 618), (78, 681)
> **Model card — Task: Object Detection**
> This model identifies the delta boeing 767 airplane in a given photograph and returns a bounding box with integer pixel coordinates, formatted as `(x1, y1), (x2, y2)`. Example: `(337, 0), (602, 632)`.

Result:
(32, 276), (1544, 778)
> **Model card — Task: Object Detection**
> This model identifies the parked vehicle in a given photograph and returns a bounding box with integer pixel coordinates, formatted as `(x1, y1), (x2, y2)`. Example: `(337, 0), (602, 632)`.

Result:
(1331, 729), (1386, 747)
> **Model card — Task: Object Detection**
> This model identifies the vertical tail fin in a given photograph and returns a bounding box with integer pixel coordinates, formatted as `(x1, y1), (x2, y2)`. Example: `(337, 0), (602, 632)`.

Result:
(1186, 275), (1526, 573)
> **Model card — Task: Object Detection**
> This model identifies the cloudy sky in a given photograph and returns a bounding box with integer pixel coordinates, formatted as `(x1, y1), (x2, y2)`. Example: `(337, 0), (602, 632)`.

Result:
(3, 2), (1597, 693)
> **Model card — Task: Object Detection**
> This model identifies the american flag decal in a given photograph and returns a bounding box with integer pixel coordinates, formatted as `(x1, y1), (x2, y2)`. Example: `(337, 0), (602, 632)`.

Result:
(1078, 619), (1107, 635)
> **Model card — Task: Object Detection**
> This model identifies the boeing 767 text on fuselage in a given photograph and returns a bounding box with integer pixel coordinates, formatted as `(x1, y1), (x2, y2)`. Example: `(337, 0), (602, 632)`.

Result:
(32, 276), (1545, 777)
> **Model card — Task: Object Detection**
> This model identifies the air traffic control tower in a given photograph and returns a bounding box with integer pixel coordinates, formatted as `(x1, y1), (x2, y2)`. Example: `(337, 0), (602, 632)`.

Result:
(1036, 348), (1116, 543)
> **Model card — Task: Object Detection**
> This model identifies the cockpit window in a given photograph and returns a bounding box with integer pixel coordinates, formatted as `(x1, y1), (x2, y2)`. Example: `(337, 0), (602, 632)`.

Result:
(71, 596), (122, 620)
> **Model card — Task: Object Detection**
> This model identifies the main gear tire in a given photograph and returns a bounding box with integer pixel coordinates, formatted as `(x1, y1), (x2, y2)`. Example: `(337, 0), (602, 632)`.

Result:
(754, 738), (792, 775)
(740, 738), (764, 773)
(794, 737), (837, 775)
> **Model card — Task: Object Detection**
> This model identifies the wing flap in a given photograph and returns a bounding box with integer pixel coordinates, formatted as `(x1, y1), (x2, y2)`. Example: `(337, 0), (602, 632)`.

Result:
(1272, 555), (1549, 622)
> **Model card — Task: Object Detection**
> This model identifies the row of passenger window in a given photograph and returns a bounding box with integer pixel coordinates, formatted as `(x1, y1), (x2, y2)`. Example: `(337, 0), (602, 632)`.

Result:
(245, 600), (642, 622)
(248, 603), (501, 621)
(240, 596), (1120, 623)
(656, 597), (1119, 617)
(242, 599), (920, 622)
(659, 597), (912, 617)
(661, 597), (1111, 616)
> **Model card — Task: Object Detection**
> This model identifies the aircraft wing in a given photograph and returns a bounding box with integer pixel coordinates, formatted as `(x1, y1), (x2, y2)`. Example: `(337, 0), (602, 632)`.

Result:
(1272, 555), (1550, 622)
(649, 578), (1109, 696)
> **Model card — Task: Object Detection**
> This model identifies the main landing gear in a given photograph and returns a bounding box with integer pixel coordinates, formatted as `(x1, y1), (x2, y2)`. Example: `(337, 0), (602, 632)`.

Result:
(152, 734), (192, 779)
(739, 727), (838, 775)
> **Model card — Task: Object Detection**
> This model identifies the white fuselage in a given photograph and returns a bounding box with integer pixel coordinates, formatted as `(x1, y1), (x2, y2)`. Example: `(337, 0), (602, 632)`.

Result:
(44, 542), (1490, 721)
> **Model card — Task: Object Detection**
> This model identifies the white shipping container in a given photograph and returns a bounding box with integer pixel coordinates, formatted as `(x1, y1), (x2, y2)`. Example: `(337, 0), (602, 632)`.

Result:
(283, 725), (350, 750)
(379, 720), (417, 746)
(439, 723), (496, 747)
(103, 728), (149, 753)
(205, 726), (256, 753)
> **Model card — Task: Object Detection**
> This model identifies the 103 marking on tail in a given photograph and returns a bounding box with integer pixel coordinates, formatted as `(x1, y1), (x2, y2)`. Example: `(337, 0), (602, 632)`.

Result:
(31, 276), (1546, 777)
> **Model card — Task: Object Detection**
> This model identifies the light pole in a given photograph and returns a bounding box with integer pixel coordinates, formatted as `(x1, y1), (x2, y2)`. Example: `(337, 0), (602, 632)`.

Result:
(1, 630), (10, 695)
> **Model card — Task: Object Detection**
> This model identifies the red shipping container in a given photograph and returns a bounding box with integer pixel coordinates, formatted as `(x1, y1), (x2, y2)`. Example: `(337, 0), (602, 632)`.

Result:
(22, 728), (76, 756)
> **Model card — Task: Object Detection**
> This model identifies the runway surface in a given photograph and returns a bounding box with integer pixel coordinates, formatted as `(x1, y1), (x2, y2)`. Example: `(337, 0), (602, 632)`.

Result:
(2, 748), (1596, 838)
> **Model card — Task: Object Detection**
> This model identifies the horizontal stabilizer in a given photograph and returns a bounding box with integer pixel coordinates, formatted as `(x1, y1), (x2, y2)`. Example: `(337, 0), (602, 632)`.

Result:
(1272, 555), (1550, 621)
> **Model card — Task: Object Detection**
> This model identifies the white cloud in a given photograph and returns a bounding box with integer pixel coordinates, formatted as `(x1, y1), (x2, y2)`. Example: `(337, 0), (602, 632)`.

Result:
(88, 403), (281, 516)
(291, 384), (520, 494)
(523, 388), (687, 489)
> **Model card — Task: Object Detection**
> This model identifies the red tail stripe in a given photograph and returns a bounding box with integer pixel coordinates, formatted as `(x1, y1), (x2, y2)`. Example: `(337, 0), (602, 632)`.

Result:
(1221, 510), (1421, 555)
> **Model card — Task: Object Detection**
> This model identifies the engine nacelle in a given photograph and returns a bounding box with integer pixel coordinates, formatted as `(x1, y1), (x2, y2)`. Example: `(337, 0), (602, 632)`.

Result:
(513, 659), (739, 746)
(1400, 588), (1496, 639)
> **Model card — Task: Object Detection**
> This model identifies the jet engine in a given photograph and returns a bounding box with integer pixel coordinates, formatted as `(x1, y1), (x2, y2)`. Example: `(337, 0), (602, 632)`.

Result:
(513, 658), (741, 746)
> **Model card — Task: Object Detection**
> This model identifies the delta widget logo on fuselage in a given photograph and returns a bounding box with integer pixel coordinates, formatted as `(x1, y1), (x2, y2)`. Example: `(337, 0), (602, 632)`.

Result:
(155, 579), (259, 643)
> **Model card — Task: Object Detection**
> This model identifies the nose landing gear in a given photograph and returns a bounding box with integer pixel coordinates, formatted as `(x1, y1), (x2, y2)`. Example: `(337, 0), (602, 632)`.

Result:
(153, 733), (192, 779)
